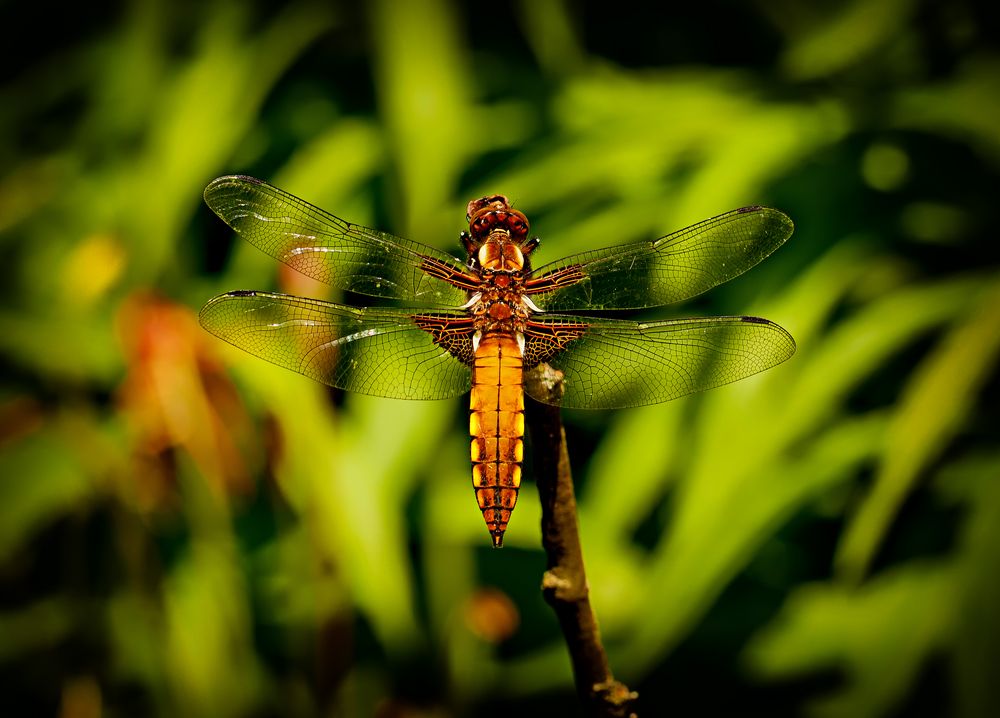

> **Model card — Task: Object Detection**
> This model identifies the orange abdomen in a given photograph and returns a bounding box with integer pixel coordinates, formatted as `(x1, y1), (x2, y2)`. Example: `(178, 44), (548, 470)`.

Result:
(470, 332), (524, 548)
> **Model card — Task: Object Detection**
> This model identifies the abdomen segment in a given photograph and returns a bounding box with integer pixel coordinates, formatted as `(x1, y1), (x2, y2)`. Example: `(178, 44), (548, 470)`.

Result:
(470, 332), (525, 547)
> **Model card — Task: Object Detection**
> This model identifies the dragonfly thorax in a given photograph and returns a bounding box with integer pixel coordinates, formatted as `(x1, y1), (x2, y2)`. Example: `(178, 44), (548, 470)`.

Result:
(478, 240), (525, 272)
(471, 269), (530, 334)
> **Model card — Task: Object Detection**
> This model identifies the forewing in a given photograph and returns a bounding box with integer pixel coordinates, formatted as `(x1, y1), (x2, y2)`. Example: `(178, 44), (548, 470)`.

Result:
(204, 175), (471, 306)
(524, 314), (795, 409)
(528, 207), (793, 311)
(200, 291), (472, 400)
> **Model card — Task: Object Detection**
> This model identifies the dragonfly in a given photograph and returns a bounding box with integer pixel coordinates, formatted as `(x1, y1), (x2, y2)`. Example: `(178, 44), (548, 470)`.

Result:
(200, 176), (796, 547)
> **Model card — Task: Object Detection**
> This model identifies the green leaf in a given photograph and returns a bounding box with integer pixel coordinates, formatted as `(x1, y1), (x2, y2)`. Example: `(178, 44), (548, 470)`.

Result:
(0, 425), (100, 561)
(836, 278), (1000, 581)
(745, 563), (953, 718)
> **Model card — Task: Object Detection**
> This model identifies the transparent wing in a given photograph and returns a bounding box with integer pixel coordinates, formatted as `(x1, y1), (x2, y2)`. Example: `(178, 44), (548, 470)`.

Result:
(200, 291), (473, 400)
(204, 175), (471, 306)
(527, 207), (793, 311)
(524, 314), (795, 409)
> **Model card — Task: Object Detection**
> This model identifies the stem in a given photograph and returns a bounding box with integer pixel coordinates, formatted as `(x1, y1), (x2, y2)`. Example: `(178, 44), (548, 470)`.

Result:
(525, 365), (638, 718)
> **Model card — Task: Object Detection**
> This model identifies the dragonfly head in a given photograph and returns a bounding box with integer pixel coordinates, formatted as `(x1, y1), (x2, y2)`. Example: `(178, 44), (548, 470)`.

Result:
(463, 195), (538, 272)
(466, 195), (530, 244)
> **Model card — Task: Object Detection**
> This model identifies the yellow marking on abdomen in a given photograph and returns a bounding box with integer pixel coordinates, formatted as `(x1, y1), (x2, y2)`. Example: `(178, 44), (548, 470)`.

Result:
(470, 332), (524, 548)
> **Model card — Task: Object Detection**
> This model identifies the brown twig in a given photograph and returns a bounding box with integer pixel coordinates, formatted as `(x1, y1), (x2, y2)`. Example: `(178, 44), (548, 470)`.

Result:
(525, 365), (639, 718)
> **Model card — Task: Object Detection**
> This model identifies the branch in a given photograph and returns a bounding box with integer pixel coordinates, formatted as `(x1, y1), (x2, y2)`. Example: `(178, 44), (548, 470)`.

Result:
(525, 364), (638, 718)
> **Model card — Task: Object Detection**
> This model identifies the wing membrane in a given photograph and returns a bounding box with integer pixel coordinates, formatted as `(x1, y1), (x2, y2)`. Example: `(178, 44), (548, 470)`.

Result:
(524, 314), (795, 409)
(200, 291), (472, 400)
(528, 207), (793, 311)
(204, 176), (470, 306)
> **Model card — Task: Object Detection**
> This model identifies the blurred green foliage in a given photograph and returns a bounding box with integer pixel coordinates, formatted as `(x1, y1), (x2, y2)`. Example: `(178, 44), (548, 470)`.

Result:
(2, 0), (999, 716)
